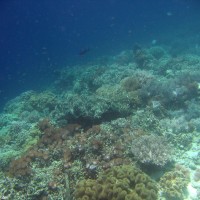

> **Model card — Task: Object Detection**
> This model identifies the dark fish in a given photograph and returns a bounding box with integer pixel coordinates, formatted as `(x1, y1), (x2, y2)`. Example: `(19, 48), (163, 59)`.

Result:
(79, 48), (90, 56)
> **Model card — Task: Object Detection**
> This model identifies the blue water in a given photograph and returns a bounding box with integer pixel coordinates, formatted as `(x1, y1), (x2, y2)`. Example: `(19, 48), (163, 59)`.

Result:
(0, 0), (200, 110)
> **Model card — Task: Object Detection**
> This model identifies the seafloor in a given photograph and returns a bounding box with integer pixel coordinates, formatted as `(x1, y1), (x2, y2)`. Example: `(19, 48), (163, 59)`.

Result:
(0, 45), (200, 200)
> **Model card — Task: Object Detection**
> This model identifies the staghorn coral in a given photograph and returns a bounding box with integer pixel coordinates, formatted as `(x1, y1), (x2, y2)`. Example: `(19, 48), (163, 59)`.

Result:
(96, 84), (140, 115)
(74, 165), (158, 200)
(131, 135), (173, 166)
(0, 121), (41, 170)
(130, 108), (161, 133)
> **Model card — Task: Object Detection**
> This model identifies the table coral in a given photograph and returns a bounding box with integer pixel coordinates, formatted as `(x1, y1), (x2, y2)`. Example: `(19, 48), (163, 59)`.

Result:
(74, 165), (158, 200)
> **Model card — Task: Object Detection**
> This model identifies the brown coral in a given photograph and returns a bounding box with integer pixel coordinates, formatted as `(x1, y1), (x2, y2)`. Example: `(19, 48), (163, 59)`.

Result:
(74, 165), (158, 200)
(159, 167), (190, 200)
(121, 76), (141, 92)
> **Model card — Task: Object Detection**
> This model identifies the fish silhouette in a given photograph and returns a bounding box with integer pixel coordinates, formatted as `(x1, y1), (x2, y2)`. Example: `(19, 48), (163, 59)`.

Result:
(79, 48), (90, 56)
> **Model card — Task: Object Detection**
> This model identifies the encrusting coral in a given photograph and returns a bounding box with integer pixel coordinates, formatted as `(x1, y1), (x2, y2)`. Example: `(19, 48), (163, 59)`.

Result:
(74, 165), (158, 200)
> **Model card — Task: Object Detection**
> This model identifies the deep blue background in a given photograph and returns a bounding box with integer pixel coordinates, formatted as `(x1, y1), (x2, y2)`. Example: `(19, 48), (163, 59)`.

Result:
(0, 0), (200, 110)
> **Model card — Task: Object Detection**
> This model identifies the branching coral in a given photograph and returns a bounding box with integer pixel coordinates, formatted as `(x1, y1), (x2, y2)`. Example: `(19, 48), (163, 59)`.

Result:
(131, 135), (173, 166)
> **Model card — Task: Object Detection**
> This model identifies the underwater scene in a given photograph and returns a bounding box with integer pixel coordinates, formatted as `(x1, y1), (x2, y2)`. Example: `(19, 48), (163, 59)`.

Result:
(1, 0), (200, 199)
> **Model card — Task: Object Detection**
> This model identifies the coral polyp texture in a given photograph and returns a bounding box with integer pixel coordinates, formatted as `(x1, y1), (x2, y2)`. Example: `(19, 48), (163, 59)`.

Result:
(159, 166), (190, 200)
(74, 165), (158, 200)
(1, 45), (200, 199)
(131, 135), (173, 166)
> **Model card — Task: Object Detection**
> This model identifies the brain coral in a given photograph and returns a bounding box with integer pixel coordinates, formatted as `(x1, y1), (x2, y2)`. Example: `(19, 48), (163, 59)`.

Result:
(74, 165), (158, 200)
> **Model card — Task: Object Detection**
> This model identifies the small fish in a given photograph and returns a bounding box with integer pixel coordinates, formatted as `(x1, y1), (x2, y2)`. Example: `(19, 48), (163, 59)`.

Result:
(166, 11), (173, 16)
(79, 48), (90, 56)
(151, 39), (157, 45)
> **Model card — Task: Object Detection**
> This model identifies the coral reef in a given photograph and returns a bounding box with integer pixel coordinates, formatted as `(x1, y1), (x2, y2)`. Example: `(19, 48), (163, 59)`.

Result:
(133, 44), (153, 69)
(193, 168), (200, 182)
(159, 165), (190, 200)
(1, 45), (200, 199)
(131, 135), (173, 166)
(74, 165), (158, 200)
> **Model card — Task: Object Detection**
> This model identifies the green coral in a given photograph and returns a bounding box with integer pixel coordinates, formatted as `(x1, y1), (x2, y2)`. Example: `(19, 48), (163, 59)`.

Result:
(28, 91), (57, 112)
(96, 84), (140, 113)
(159, 169), (190, 200)
(74, 165), (158, 200)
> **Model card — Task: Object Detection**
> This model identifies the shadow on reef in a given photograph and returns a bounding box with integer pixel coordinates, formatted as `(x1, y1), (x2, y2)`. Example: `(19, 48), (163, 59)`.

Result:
(65, 110), (128, 130)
